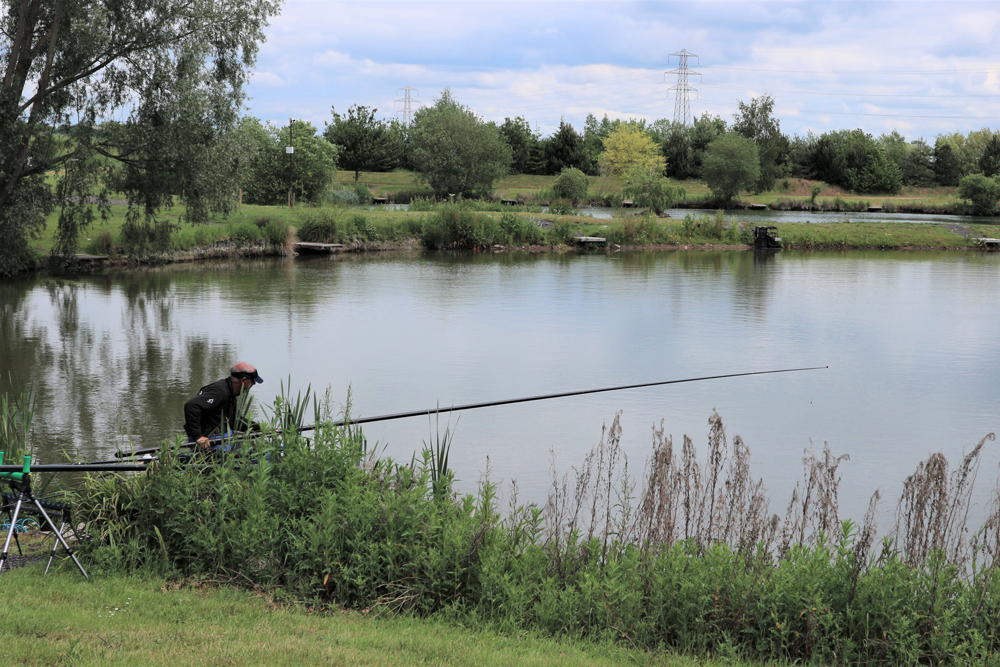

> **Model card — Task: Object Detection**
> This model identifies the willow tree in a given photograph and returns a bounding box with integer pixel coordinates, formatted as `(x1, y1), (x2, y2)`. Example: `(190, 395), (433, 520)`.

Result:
(0, 0), (281, 274)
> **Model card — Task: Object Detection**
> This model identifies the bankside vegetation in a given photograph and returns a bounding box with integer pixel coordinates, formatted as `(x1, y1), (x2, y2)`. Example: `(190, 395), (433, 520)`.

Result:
(56, 385), (1000, 665)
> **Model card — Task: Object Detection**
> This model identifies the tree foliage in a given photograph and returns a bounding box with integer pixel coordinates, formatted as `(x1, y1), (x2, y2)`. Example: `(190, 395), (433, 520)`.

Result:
(978, 133), (1000, 178)
(732, 94), (788, 193)
(499, 116), (537, 175)
(241, 119), (338, 206)
(409, 89), (511, 198)
(323, 105), (396, 183)
(933, 140), (962, 186)
(620, 166), (684, 213)
(0, 0), (281, 273)
(545, 120), (591, 175)
(552, 167), (589, 203)
(957, 173), (1000, 216)
(598, 125), (665, 177)
(701, 134), (760, 203)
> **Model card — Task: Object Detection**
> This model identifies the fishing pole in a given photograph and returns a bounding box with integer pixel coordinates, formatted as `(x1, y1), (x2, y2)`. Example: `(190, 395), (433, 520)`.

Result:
(0, 463), (151, 473)
(113, 365), (827, 460)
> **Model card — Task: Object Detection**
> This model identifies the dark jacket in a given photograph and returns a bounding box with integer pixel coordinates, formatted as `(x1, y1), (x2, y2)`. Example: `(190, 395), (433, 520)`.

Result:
(183, 377), (246, 441)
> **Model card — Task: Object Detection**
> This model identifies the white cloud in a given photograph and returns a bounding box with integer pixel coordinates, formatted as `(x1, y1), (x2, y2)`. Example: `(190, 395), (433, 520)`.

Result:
(243, 1), (1000, 139)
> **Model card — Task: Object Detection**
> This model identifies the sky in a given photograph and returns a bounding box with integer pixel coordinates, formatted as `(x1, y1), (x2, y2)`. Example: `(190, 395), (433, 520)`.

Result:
(245, 0), (1000, 142)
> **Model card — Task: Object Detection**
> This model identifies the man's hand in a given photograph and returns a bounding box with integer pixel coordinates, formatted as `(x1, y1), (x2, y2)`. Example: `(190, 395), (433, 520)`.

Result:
(197, 436), (211, 451)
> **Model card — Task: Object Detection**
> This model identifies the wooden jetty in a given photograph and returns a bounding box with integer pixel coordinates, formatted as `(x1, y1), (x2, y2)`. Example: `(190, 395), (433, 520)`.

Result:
(748, 204), (768, 210)
(576, 236), (607, 246)
(867, 206), (883, 212)
(500, 199), (518, 206)
(75, 253), (108, 263)
(975, 237), (1000, 249)
(372, 196), (388, 204)
(293, 242), (343, 254)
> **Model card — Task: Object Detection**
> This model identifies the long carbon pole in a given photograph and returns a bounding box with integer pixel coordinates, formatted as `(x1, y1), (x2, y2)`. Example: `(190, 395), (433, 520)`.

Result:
(113, 365), (827, 460)
(316, 366), (828, 430)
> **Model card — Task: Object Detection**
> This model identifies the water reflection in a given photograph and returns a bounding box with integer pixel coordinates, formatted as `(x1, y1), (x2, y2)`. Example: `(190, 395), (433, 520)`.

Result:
(1, 250), (999, 525)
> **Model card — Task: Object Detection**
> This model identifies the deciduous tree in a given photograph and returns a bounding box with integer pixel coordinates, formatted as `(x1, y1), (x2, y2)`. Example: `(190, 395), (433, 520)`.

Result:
(732, 94), (789, 192)
(598, 126), (665, 176)
(323, 105), (396, 183)
(701, 133), (760, 203)
(409, 89), (511, 198)
(0, 0), (281, 273)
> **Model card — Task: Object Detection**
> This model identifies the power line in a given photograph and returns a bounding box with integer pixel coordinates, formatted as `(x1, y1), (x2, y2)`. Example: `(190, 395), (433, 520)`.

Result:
(454, 71), (659, 102)
(699, 83), (1000, 99)
(701, 65), (1000, 74)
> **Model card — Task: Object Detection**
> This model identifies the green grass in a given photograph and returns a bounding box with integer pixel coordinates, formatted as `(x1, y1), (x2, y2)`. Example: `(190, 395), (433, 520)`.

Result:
(0, 566), (736, 667)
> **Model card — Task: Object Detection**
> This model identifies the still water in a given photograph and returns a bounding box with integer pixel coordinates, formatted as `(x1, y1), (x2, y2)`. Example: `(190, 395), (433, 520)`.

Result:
(2, 250), (999, 522)
(377, 202), (999, 225)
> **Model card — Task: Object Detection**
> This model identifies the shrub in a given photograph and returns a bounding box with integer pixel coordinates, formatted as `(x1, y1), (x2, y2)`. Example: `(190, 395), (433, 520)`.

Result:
(810, 183), (823, 204)
(262, 219), (291, 246)
(420, 206), (497, 249)
(619, 166), (685, 213)
(957, 173), (1000, 216)
(226, 221), (262, 243)
(296, 210), (342, 243)
(552, 167), (589, 204)
(498, 212), (542, 245)
(547, 198), (575, 216)
(327, 188), (359, 206)
(550, 218), (576, 244)
(84, 229), (115, 255)
(353, 182), (373, 206)
(409, 197), (435, 212)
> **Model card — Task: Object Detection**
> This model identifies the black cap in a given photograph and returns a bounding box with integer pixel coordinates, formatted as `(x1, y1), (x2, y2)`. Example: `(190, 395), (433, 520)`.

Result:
(230, 363), (263, 384)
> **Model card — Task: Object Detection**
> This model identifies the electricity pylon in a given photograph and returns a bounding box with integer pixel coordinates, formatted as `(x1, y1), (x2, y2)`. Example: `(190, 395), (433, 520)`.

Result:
(665, 50), (701, 126)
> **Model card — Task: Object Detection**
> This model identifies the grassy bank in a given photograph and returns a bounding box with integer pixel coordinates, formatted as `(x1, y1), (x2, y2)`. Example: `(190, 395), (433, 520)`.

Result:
(335, 171), (978, 215)
(24, 200), (994, 269)
(0, 567), (710, 667)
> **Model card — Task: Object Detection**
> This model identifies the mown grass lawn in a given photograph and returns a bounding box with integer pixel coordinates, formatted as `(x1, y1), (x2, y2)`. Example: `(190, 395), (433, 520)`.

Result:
(0, 565), (759, 667)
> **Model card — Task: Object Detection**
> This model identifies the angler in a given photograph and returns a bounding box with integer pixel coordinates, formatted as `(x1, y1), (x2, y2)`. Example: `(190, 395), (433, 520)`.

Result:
(183, 362), (263, 451)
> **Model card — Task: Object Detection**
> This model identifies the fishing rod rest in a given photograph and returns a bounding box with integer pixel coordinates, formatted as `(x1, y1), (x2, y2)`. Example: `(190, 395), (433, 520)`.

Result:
(0, 452), (89, 579)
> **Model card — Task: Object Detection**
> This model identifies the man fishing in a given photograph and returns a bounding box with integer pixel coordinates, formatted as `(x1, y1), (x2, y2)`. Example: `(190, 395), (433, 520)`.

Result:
(183, 362), (263, 450)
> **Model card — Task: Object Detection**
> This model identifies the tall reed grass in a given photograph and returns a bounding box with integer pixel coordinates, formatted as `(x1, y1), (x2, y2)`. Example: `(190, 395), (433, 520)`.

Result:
(73, 395), (1000, 664)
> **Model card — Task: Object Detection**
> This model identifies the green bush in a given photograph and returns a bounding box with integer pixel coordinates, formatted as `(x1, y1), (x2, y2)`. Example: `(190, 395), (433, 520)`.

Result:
(353, 182), (372, 206)
(296, 210), (342, 243)
(262, 219), (291, 246)
(548, 199), (575, 216)
(619, 167), (685, 214)
(957, 172), (1000, 216)
(226, 221), (262, 243)
(552, 167), (589, 203)
(498, 212), (542, 245)
(326, 188), (359, 206)
(409, 197), (435, 212)
(550, 217), (576, 244)
(420, 206), (498, 249)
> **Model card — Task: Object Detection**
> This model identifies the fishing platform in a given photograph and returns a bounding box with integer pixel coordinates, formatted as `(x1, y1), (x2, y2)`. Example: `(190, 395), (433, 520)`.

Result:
(293, 242), (344, 254)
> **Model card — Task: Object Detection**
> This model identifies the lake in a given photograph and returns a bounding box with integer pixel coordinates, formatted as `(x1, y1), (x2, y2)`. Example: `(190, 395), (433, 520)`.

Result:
(2, 249), (999, 525)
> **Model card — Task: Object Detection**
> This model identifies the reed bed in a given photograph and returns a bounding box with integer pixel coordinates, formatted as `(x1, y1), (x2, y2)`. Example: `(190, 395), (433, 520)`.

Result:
(49, 389), (1000, 664)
